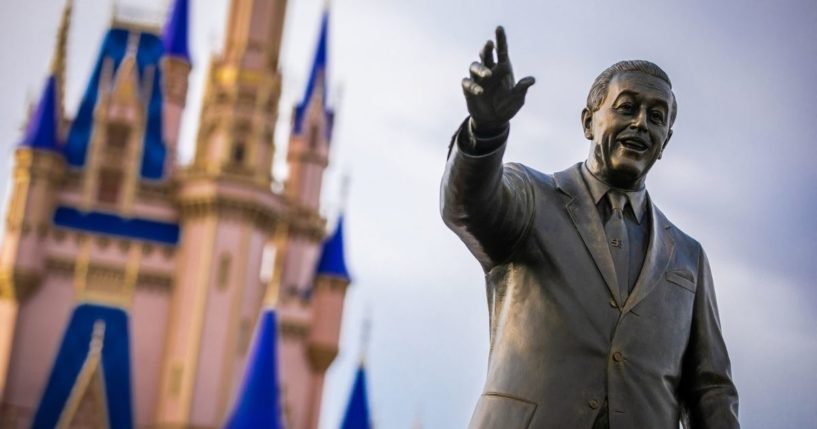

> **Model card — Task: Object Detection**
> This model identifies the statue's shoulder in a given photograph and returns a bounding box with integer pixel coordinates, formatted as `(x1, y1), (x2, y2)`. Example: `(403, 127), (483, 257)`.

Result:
(503, 162), (558, 190)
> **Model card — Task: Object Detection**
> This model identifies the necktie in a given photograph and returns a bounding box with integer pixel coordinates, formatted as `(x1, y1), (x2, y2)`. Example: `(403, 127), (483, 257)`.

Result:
(605, 191), (630, 304)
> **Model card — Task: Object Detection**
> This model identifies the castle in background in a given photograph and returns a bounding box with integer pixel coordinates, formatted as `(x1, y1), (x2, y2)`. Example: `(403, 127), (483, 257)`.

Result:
(0, 0), (359, 427)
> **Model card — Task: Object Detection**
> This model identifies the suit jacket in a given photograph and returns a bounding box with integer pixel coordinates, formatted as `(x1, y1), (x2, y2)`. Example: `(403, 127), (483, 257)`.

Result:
(440, 128), (739, 429)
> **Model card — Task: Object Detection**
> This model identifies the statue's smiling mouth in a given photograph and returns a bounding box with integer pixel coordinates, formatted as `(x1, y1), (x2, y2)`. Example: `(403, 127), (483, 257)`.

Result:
(618, 137), (649, 151)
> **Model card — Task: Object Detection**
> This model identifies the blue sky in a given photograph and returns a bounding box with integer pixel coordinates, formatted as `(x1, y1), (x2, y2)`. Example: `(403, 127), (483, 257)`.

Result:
(1, 0), (816, 427)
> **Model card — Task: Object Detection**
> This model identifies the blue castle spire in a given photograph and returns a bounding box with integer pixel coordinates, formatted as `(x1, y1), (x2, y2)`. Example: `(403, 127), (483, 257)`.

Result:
(225, 308), (286, 429)
(340, 364), (373, 429)
(162, 0), (191, 62)
(19, 75), (61, 152)
(292, 8), (333, 137)
(315, 215), (350, 281)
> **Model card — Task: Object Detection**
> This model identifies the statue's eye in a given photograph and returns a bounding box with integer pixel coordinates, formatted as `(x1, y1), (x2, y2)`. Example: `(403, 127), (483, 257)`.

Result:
(616, 103), (634, 113)
(650, 110), (666, 124)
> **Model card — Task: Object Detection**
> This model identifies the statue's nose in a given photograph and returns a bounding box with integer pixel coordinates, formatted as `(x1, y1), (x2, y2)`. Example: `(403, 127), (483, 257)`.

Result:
(629, 107), (648, 130)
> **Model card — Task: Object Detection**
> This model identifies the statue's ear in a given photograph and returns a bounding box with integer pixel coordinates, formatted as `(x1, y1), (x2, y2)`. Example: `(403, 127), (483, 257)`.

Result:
(658, 129), (673, 159)
(581, 108), (593, 140)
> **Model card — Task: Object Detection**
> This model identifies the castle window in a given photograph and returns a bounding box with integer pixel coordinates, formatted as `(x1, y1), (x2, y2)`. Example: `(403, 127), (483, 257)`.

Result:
(259, 244), (277, 283)
(309, 125), (319, 150)
(231, 141), (246, 164)
(217, 254), (231, 291)
(169, 364), (183, 395)
(106, 122), (131, 149)
(237, 318), (252, 354)
(97, 169), (123, 204)
(238, 90), (255, 106)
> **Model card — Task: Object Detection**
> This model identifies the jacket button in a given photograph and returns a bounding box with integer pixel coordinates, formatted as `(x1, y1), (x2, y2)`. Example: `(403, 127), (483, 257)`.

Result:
(588, 399), (600, 409)
(613, 351), (624, 362)
(609, 298), (617, 308)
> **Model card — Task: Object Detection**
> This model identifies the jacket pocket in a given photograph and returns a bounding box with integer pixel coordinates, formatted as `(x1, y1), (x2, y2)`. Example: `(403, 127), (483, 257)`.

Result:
(666, 270), (696, 293)
(469, 392), (537, 429)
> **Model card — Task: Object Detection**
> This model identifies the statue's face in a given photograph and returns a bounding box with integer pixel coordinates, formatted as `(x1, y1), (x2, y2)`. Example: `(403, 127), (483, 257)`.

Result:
(582, 71), (674, 189)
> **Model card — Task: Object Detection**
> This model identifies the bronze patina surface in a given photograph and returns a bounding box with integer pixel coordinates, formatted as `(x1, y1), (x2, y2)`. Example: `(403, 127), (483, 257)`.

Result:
(441, 26), (739, 429)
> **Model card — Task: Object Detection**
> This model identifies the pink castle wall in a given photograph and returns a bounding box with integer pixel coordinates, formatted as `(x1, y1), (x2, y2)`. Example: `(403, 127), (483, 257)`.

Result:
(131, 286), (172, 426)
(3, 274), (74, 428)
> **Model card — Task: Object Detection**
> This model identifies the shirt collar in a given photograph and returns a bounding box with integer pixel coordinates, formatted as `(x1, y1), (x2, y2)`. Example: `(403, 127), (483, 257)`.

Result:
(580, 162), (647, 224)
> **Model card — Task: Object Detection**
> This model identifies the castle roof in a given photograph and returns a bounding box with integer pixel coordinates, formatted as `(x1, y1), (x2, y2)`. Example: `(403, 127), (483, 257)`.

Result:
(63, 27), (166, 179)
(162, 0), (191, 62)
(19, 76), (61, 152)
(315, 214), (350, 281)
(340, 364), (373, 429)
(32, 304), (134, 428)
(292, 8), (334, 138)
(226, 308), (286, 429)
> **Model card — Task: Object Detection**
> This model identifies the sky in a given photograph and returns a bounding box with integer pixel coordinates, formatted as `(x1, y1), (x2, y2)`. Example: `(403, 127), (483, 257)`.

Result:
(1, 0), (817, 428)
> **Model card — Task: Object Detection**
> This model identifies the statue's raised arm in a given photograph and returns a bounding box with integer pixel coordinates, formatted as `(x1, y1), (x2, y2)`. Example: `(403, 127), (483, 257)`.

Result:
(441, 26), (537, 270)
(461, 26), (535, 136)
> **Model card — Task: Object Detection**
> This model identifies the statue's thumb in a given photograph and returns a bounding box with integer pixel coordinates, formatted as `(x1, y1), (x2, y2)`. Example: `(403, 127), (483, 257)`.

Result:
(513, 76), (536, 96)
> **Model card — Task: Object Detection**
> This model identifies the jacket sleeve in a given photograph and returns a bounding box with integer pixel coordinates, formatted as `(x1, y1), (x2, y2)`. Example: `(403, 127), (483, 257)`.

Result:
(440, 119), (535, 271)
(680, 246), (740, 429)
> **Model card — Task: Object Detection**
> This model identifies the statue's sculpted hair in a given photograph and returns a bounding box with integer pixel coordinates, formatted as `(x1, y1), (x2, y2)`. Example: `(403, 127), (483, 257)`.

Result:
(587, 60), (677, 126)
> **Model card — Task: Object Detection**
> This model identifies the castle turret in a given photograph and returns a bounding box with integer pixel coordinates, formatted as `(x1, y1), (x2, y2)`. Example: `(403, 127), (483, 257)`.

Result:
(188, 0), (288, 184)
(308, 215), (350, 361)
(277, 6), (335, 303)
(0, 73), (66, 401)
(157, 0), (290, 425)
(272, 10), (345, 429)
(306, 214), (351, 429)
(285, 9), (333, 211)
(160, 0), (192, 174)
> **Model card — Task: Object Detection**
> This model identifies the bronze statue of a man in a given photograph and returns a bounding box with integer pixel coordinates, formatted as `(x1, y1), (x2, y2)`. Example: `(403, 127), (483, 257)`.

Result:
(441, 27), (739, 429)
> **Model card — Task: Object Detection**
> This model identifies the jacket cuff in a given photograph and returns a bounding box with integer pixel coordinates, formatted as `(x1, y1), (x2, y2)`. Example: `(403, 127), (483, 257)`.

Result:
(449, 117), (509, 158)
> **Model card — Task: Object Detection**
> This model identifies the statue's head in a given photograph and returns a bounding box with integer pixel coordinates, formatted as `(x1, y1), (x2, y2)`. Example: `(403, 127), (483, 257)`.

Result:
(581, 60), (676, 190)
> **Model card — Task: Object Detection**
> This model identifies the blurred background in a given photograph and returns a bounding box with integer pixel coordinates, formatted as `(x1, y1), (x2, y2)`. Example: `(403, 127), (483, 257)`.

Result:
(1, 0), (816, 427)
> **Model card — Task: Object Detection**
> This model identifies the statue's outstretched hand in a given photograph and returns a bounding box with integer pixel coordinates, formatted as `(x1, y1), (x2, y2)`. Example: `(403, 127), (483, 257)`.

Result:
(462, 26), (535, 135)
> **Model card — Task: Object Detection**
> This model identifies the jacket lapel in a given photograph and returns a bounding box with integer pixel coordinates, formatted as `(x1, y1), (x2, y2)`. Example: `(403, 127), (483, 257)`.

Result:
(554, 164), (623, 306)
(622, 200), (675, 313)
